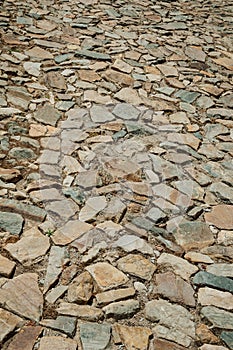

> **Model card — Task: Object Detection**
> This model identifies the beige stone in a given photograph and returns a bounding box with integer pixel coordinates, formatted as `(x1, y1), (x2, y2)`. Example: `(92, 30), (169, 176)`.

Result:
(0, 308), (22, 342)
(0, 273), (43, 321)
(67, 271), (93, 303)
(79, 69), (101, 82)
(153, 337), (187, 350)
(184, 252), (214, 264)
(104, 69), (134, 85)
(39, 336), (77, 350)
(198, 287), (233, 310)
(57, 302), (103, 321)
(52, 220), (92, 245)
(7, 326), (42, 350)
(86, 262), (129, 291)
(0, 254), (16, 277)
(114, 324), (152, 350)
(79, 196), (107, 222)
(200, 345), (229, 350)
(117, 254), (156, 280)
(157, 253), (198, 281)
(5, 227), (50, 264)
(205, 205), (233, 229)
(196, 323), (219, 344)
(96, 287), (135, 306)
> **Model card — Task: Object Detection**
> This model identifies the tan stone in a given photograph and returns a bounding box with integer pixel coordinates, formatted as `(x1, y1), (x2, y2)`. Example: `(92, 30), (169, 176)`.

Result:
(213, 57), (233, 70)
(113, 59), (133, 73)
(5, 227), (50, 264)
(7, 326), (42, 350)
(157, 253), (198, 281)
(25, 46), (53, 60)
(96, 287), (135, 306)
(168, 132), (200, 150)
(198, 287), (233, 310)
(184, 252), (214, 264)
(39, 336), (77, 350)
(117, 254), (156, 280)
(157, 64), (178, 76)
(154, 271), (195, 306)
(196, 323), (219, 343)
(86, 262), (129, 291)
(0, 254), (16, 277)
(114, 324), (152, 350)
(0, 308), (22, 342)
(115, 87), (143, 105)
(153, 337), (187, 350)
(104, 69), (134, 86)
(57, 302), (103, 321)
(83, 90), (112, 104)
(185, 46), (206, 62)
(29, 124), (47, 137)
(52, 220), (93, 245)
(46, 71), (66, 89)
(104, 158), (141, 179)
(79, 69), (101, 82)
(0, 167), (21, 182)
(0, 273), (43, 321)
(67, 271), (93, 303)
(205, 205), (233, 229)
(200, 345), (229, 350)
(79, 196), (107, 222)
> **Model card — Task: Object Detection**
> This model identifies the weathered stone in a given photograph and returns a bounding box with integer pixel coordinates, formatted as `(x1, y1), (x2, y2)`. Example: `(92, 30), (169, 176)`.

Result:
(0, 254), (16, 277)
(157, 253), (198, 281)
(79, 196), (107, 222)
(34, 104), (62, 126)
(0, 308), (22, 342)
(114, 324), (152, 350)
(185, 46), (206, 62)
(7, 326), (42, 350)
(200, 346), (229, 350)
(173, 221), (214, 251)
(103, 299), (139, 318)
(46, 285), (68, 304)
(90, 105), (115, 123)
(9, 147), (36, 159)
(5, 227), (50, 264)
(113, 234), (153, 255)
(40, 316), (76, 337)
(7, 87), (31, 110)
(154, 271), (195, 306)
(196, 323), (219, 344)
(221, 331), (233, 350)
(207, 264), (233, 278)
(52, 220), (92, 245)
(117, 254), (156, 280)
(79, 322), (111, 350)
(86, 262), (129, 291)
(0, 211), (24, 235)
(76, 49), (111, 60)
(46, 72), (66, 90)
(198, 287), (233, 310)
(0, 273), (43, 321)
(43, 246), (66, 293)
(153, 337), (187, 350)
(112, 103), (140, 120)
(38, 336), (77, 350)
(201, 306), (233, 329)
(145, 299), (195, 347)
(96, 287), (135, 306)
(185, 252), (214, 264)
(193, 271), (233, 293)
(23, 62), (41, 76)
(104, 69), (134, 86)
(67, 271), (93, 303)
(205, 205), (233, 229)
(25, 46), (53, 60)
(57, 302), (103, 321)
(209, 182), (233, 203)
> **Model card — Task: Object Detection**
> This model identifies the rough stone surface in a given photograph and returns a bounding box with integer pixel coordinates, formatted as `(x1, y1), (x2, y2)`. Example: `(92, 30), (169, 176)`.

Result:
(79, 322), (111, 350)
(117, 254), (156, 280)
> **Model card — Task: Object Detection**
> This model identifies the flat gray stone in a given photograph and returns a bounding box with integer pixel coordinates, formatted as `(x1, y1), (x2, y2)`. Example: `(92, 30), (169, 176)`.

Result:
(201, 306), (233, 329)
(0, 212), (24, 235)
(103, 299), (140, 318)
(9, 147), (36, 159)
(221, 331), (233, 350)
(43, 246), (66, 293)
(34, 104), (62, 126)
(209, 182), (233, 203)
(80, 322), (111, 350)
(40, 316), (76, 337)
(90, 105), (115, 123)
(112, 103), (140, 120)
(145, 299), (195, 347)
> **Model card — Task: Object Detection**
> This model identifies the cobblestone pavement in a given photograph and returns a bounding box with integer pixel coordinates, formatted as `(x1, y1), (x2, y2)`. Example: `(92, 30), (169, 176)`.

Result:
(0, 0), (233, 349)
